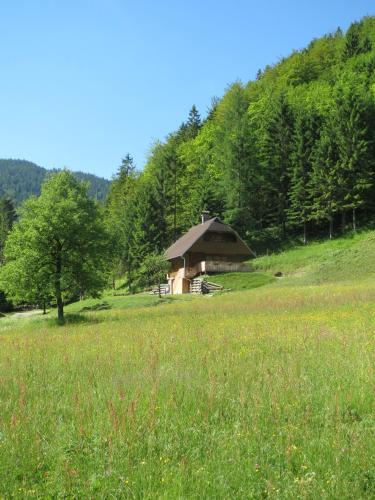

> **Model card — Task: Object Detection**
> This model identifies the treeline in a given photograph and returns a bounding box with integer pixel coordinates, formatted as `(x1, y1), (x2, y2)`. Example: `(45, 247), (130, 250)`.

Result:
(106, 17), (375, 281)
(0, 159), (110, 204)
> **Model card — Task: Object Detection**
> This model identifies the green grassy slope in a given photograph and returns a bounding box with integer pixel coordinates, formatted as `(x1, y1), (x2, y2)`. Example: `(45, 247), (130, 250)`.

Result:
(206, 271), (275, 290)
(253, 229), (375, 285)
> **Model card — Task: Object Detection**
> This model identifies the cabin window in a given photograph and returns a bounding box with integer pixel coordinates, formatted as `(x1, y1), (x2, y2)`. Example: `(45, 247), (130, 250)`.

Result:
(203, 232), (237, 243)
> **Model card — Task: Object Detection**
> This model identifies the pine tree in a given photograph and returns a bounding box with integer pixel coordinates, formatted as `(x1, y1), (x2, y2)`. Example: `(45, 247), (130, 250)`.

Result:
(106, 154), (138, 290)
(343, 21), (372, 60)
(213, 82), (258, 235)
(309, 121), (340, 238)
(259, 92), (294, 235)
(132, 178), (168, 269)
(287, 111), (321, 243)
(343, 22), (361, 59)
(185, 105), (201, 139)
(333, 85), (373, 230)
(146, 138), (184, 243)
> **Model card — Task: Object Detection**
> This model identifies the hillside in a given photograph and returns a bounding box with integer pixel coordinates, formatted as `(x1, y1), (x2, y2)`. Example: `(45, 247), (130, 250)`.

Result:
(253, 229), (375, 285)
(0, 159), (110, 204)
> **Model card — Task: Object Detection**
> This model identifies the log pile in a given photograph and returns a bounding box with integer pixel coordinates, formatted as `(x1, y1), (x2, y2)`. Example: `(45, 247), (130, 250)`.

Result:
(189, 277), (223, 294)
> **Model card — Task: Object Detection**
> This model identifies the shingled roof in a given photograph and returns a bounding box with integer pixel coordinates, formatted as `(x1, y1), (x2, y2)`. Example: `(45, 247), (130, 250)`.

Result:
(165, 217), (253, 260)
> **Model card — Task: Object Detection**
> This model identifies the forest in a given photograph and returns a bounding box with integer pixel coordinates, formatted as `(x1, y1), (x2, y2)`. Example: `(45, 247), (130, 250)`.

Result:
(1, 17), (375, 311)
(0, 159), (110, 204)
(106, 16), (375, 271)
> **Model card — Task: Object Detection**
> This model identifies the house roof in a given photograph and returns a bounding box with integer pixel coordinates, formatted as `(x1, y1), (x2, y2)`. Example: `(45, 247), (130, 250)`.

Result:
(165, 217), (253, 260)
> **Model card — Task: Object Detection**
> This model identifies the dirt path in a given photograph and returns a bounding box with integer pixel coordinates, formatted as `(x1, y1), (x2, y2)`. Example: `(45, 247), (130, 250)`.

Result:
(10, 310), (44, 319)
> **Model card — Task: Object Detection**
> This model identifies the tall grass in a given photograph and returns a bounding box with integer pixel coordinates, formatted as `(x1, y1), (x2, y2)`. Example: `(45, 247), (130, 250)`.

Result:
(0, 281), (374, 497)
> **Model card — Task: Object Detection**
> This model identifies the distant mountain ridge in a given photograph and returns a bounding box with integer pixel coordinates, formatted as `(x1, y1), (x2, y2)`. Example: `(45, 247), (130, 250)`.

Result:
(0, 159), (110, 204)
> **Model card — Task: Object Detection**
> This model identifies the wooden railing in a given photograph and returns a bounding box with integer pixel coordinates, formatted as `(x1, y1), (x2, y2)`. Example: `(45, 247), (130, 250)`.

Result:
(149, 284), (170, 295)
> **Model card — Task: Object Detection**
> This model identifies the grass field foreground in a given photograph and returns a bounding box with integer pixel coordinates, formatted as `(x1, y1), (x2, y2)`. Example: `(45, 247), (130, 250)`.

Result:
(0, 280), (375, 498)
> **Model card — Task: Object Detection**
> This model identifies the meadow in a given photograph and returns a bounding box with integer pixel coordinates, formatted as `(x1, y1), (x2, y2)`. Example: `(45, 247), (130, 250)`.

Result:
(1, 232), (375, 498)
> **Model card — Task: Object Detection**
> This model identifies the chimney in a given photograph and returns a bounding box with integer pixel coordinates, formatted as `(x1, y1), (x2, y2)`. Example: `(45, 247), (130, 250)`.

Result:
(201, 210), (211, 224)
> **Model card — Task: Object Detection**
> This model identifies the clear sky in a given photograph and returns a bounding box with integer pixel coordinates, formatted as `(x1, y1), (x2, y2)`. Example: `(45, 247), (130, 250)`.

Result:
(0, 0), (373, 179)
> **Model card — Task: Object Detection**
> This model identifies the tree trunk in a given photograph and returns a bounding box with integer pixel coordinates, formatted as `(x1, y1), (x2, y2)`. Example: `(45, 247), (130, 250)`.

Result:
(352, 208), (356, 231)
(56, 284), (64, 324)
(55, 243), (64, 324)
(158, 278), (162, 299)
(128, 261), (132, 295)
(43, 299), (46, 315)
(303, 221), (307, 245)
(341, 211), (346, 233)
(173, 165), (177, 241)
(329, 216), (333, 240)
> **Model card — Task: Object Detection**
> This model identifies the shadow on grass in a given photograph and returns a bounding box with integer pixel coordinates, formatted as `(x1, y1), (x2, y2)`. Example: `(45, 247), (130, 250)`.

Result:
(151, 296), (176, 306)
(78, 301), (111, 313)
(46, 313), (102, 328)
(43, 296), (186, 327)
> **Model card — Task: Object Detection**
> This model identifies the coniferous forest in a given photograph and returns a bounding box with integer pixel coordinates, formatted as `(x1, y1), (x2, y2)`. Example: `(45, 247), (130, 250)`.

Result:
(0, 159), (110, 205)
(106, 16), (375, 276)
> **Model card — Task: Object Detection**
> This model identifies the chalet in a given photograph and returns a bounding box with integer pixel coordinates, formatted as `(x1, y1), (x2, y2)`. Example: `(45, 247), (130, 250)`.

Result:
(165, 212), (253, 294)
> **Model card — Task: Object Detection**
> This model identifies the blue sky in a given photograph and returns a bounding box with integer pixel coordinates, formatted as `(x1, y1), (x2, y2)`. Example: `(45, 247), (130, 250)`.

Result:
(0, 0), (373, 179)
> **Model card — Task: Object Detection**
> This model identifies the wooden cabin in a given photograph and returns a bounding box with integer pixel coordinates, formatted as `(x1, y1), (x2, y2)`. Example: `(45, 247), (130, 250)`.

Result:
(165, 213), (253, 294)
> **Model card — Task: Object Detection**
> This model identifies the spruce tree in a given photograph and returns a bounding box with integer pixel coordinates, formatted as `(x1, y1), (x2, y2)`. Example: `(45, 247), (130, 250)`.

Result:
(309, 121), (340, 238)
(343, 21), (372, 60)
(214, 82), (257, 235)
(287, 111), (320, 243)
(106, 154), (138, 289)
(259, 92), (294, 236)
(185, 105), (201, 139)
(132, 178), (168, 269)
(333, 85), (372, 230)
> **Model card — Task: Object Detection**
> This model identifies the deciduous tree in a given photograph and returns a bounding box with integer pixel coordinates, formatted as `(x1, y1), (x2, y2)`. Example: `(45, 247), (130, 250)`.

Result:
(0, 171), (112, 323)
